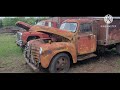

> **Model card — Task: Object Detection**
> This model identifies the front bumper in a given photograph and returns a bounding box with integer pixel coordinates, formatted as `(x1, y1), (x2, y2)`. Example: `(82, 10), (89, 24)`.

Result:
(16, 40), (24, 47)
(25, 57), (40, 72)
(24, 46), (41, 72)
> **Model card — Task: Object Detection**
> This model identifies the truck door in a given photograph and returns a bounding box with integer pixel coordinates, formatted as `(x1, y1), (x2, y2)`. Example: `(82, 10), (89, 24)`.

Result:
(77, 23), (96, 55)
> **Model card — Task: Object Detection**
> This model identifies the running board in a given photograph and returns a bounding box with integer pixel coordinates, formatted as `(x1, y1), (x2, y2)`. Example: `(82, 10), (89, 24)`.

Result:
(77, 53), (97, 61)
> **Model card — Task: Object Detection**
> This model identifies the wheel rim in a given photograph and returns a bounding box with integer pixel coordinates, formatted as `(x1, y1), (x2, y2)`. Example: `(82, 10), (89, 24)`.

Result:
(55, 56), (69, 73)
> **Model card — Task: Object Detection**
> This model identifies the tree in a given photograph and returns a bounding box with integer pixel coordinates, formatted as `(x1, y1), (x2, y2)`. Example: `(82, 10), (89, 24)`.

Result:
(2, 17), (26, 27)
(0, 19), (3, 28)
(24, 17), (36, 25)
(1, 17), (50, 27)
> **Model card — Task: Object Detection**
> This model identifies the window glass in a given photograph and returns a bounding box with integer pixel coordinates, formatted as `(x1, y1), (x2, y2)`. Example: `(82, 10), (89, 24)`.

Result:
(60, 22), (77, 32)
(80, 23), (92, 32)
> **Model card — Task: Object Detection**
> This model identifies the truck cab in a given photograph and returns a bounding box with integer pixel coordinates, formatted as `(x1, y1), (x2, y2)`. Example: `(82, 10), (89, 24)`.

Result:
(24, 19), (97, 73)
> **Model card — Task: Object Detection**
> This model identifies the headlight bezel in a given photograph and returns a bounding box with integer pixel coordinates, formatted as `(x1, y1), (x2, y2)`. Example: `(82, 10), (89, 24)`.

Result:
(18, 32), (22, 40)
(39, 47), (43, 54)
(19, 32), (22, 36)
(27, 42), (29, 46)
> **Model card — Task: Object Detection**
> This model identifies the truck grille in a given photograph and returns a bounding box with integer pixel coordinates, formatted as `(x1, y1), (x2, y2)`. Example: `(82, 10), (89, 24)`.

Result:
(31, 46), (40, 61)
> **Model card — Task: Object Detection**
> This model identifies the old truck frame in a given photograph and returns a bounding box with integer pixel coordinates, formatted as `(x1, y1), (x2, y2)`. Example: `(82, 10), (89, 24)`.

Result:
(24, 18), (120, 73)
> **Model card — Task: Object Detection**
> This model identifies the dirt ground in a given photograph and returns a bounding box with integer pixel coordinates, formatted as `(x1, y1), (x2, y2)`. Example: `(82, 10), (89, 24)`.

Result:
(68, 51), (120, 73)
(1, 50), (120, 73)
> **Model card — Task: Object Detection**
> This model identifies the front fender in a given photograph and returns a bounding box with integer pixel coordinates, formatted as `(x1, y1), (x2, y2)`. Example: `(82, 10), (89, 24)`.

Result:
(40, 42), (77, 68)
(21, 32), (31, 43)
(22, 32), (38, 42)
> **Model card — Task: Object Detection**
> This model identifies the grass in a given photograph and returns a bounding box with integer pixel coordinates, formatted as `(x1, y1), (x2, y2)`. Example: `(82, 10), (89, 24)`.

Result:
(0, 33), (22, 59)
(0, 33), (30, 72)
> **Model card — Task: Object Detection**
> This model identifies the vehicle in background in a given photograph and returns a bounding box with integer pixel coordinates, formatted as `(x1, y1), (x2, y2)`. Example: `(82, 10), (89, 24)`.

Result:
(16, 17), (80, 48)
(16, 20), (58, 48)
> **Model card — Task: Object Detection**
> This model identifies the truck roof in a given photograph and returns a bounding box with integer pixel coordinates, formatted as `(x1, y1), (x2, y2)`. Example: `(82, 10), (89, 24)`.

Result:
(63, 19), (94, 23)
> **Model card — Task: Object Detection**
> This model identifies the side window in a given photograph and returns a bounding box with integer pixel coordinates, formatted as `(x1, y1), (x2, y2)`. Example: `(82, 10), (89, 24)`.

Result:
(45, 22), (48, 26)
(48, 22), (52, 27)
(36, 21), (45, 26)
(80, 23), (92, 33)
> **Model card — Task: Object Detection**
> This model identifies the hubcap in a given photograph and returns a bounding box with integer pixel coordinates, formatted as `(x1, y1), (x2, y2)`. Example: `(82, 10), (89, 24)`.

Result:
(55, 57), (69, 73)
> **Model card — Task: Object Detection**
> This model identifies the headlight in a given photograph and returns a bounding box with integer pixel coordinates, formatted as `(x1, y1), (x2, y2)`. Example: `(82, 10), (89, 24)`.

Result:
(27, 42), (29, 46)
(18, 32), (22, 40)
(39, 47), (42, 54)
(20, 32), (22, 36)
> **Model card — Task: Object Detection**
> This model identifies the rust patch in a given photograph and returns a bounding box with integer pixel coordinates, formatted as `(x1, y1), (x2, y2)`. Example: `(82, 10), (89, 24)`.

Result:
(77, 34), (96, 55)
(30, 42), (77, 68)
(30, 25), (74, 40)
(16, 21), (32, 31)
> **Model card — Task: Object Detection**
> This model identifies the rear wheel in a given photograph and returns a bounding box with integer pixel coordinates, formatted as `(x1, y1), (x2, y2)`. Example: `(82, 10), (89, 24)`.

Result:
(49, 53), (70, 73)
(95, 46), (105, 56)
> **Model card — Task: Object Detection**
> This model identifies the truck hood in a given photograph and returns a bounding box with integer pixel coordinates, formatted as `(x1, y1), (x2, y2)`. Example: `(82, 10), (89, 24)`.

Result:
(30, 25), (74, 40)
(15, 21), (32, 31)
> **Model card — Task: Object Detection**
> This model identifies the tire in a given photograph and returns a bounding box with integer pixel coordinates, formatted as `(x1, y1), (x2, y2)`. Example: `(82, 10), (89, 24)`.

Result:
(38, 65), (48, 73)
(116, 43), (120, 54)
(49, 53), (70, 73)
(95, 46), (105, 56)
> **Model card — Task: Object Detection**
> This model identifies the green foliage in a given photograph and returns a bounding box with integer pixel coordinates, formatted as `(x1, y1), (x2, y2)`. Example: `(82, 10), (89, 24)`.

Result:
(0, 19), (3, 28)
(24, 17), (37, 25)
(2, 17), (26, 27)
(0, 34), (22, 58)
(1, 17), (48, 27)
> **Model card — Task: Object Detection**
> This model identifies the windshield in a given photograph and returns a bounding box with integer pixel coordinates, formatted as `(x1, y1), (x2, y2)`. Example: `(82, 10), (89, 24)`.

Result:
(60, 22), (77, 32)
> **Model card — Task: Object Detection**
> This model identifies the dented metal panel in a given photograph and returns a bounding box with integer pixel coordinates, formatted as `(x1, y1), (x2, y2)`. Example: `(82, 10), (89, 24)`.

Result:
(30, 25), (74, 40)
(29, 41), (77, 68)
(77, 33), (96, 55)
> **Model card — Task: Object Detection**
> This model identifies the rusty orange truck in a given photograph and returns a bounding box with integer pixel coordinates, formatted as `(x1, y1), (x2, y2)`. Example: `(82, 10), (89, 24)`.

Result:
(24, 18), (120, 73)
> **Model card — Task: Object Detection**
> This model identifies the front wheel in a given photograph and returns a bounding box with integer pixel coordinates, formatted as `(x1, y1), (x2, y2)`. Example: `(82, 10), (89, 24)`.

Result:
(49, 53), (70, 73)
